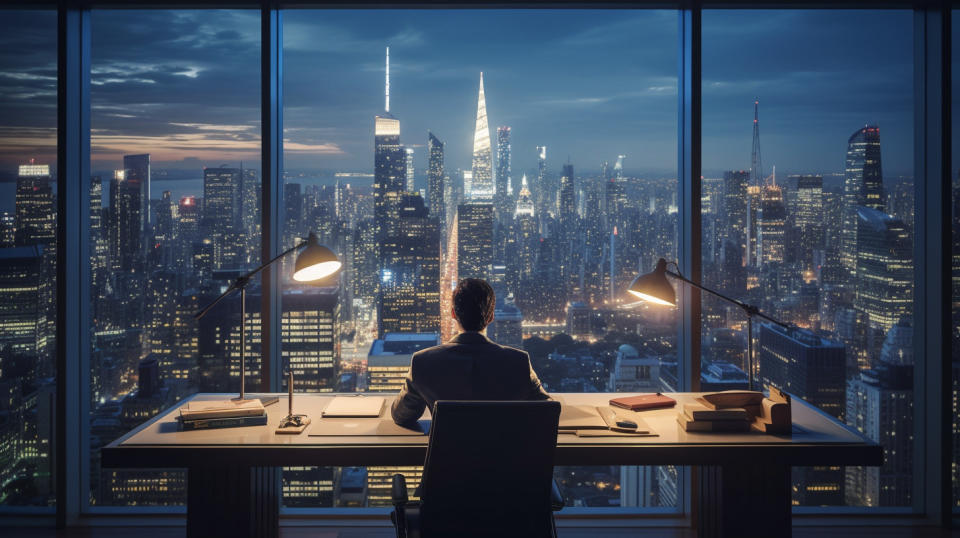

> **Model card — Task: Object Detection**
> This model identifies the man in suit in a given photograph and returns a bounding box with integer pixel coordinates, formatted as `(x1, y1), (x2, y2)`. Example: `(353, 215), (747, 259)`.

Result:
(391, 278), (550, 426)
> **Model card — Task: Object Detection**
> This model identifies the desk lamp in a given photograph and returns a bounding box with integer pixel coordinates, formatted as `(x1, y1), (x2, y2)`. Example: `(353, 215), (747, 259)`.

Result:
(628, 258), (790, 390)
(195, 232), (342, 402)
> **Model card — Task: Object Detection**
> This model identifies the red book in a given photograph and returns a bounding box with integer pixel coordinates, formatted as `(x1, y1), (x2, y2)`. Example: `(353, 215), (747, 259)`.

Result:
(609, 393), (677, 411)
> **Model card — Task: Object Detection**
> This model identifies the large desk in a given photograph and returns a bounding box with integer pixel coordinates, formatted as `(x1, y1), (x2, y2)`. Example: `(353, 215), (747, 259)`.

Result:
(102, 392), (882, 538)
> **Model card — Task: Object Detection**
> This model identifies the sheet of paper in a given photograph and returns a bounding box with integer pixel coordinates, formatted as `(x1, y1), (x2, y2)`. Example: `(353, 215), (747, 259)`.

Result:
(558, 404), (608, 430)
(321, 396), (385, 418)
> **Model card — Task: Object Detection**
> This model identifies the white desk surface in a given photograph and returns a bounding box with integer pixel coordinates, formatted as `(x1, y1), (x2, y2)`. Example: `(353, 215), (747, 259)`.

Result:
(102, 392), (881, 468)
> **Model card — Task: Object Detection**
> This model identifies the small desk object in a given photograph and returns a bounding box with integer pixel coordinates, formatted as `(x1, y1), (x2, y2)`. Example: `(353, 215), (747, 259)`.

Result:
(102, 392), (882, 538)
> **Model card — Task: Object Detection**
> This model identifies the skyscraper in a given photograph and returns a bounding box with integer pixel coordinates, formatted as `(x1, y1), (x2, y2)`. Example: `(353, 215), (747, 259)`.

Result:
(535, 146), (548, 220)
(0, 246), (48, 356)
(427, 131), (445, 227)
(757, 183), (786, 267)
(717, 170), (750, 292)
(514, 175), (537, 281)
(457, 203), (494, 280)
(854, 207), (913, 334)
(495, 126), (512, 221)
(558, 163), (576, 241)
(841, 126), (885, 278)
(378, 194), (441, 336)
(404, 147), (415, 193)
(202, 167), (241, 269)
(110, 162), (148, 272)
(845, 318), (913, 507)
(374, 48), (406, 242)
(470, 73), (494, 201)
(14, 163), (54, 249)
(758, 324), (846, 506)
(282, 286), (340, 393)
(795, 174), (824, 267)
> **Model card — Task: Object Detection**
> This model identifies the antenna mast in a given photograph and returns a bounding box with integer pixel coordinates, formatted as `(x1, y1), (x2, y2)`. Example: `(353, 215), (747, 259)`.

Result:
(385, 46), (390, 113)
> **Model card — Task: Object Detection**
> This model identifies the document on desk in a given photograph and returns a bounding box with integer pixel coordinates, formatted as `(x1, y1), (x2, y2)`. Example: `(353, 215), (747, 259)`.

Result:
(558, 404), (609, 430)
(308, 419), (430, 437)
(321, 396), (385, 418)
(557, 400), (657, 436)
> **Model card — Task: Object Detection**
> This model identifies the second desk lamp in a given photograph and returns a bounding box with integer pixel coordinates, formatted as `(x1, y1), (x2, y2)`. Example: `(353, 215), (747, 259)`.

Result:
(628, 258), (791, 391)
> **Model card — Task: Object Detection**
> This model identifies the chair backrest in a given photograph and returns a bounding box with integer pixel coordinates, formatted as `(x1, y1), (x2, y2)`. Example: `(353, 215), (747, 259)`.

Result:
(419, 400), (561, 538)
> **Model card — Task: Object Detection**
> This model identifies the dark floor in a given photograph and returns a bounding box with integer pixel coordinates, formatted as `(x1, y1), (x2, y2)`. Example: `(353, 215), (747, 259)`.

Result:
(1, 526), (958, 538)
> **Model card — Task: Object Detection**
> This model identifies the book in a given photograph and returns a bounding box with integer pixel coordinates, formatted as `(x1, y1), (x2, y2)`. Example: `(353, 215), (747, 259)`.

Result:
(698, 390), (764, 410)
(179, 399), (265, 421)
(677, 414), (750, 432)
(321, 396), (385, 418)
(179, 412), (268, 431)
(609, 393), (676, 411)
(682, 402), (749, 421)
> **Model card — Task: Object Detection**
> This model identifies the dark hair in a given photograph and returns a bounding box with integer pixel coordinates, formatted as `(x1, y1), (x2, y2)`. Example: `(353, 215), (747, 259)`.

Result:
(453, 278), (496, 331)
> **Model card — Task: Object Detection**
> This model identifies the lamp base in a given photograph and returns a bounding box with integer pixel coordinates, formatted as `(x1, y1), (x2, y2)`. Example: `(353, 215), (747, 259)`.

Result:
(276, 414), (311, 434)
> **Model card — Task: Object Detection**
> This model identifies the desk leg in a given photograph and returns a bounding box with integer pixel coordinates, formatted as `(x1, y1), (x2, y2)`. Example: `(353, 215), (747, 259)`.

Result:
(697, 464), (791, 538)
(187, 466), (279, 538)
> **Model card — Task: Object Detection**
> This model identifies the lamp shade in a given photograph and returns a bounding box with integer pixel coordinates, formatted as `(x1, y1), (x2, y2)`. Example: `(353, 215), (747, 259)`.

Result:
(627, 258), (676, 306)
(293, 233), (342, 282)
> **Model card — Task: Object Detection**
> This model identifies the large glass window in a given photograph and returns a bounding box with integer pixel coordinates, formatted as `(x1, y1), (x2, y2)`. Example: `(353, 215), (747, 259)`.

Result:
(87, 9), (261, 507)
(702, 10), (915, 508)
(281, 9), (679, 510)
(0, 9), (58, 510)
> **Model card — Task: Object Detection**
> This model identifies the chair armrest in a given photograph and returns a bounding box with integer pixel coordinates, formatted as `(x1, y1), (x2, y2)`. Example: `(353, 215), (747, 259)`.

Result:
(551, 479), (564, 511)
(392, 473), (409, 507)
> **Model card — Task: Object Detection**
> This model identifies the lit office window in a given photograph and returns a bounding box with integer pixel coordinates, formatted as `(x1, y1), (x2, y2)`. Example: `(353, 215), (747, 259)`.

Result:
(88, 10), (261, 507)
(702, 10), (915, 508)
(281, 9), (679, 510)
(0, 9), (57, 510)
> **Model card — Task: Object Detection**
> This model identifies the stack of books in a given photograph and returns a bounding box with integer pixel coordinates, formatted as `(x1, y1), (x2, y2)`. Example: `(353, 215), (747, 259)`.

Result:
(177, 399), (267, 431)
(676, 391), (764, 432)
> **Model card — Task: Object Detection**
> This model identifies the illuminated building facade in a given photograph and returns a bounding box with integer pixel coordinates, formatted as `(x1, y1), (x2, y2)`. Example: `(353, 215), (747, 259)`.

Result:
(841, 126), (885, 278)
(854, 207), (913, 334)
(469, 73), (494, 201)
(496, 126), (512, 221)
(378, 194), (440, 336)
(456, 202), (493, 280)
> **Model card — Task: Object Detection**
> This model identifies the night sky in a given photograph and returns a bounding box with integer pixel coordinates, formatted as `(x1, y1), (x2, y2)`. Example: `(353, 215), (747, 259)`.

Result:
(0, 9), (929, 185)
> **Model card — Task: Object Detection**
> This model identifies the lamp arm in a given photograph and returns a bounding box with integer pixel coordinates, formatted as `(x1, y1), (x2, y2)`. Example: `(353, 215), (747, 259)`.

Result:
(194, 239), (308, 320)
(664, 269), (792, 330)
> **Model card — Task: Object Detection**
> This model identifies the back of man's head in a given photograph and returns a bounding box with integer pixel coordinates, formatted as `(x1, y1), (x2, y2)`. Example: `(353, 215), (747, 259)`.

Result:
(453, 278), (496, 332)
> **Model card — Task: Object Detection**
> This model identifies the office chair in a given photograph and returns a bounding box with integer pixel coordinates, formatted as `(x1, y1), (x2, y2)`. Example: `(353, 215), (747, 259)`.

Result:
(390, 400), (564, 538)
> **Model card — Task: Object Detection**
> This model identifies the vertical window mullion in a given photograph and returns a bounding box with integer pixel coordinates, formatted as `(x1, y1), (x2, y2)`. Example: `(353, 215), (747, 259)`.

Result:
(679, 3), (703, 525)
(913, 3), (951, 525)
(56, 4), (90, 527)
(678, 3), (702, 393)
(261, 6), (282, 392)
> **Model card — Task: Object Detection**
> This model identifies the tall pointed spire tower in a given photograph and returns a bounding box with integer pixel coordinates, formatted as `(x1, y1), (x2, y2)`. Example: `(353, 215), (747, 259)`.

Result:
(374, 46), (404, 243)
(470, 72), (494, 201)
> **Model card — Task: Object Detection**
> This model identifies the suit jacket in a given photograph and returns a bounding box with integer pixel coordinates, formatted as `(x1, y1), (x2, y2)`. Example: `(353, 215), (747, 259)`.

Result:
(391, 331), (550, 426)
